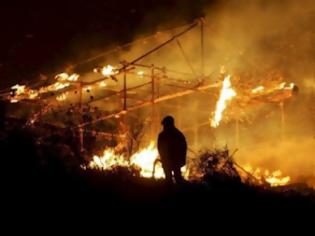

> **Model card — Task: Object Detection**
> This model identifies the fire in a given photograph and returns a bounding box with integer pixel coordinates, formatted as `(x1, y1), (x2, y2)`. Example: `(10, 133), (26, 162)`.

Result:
(243, 165), (291, 187)
(10, 84), (39, 102)
(94, 65), (118, 77)
(251, 85), (265, 94)
(87, 141), (188, 179)
(55, 73), (79, 82)
(98, 81), (107, 88)
(88, 141), (164, 178)
(102, 65), (117, 77)
(278, 82), (286, 89)
(137, 71), (145, 77)
(285, 82), (295, 90)
(46, 82), (70, 92)
(56, 92), (69, 101)
(11, 84), (26, 95)
(88, 149), (128, 170)
(211, 75), (236, 128)
(8, 73), (79, 103)
(130, 141), (164, 178)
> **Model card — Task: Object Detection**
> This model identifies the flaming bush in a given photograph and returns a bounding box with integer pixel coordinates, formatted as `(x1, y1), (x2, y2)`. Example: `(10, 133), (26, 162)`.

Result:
(87, 141), (164, 179)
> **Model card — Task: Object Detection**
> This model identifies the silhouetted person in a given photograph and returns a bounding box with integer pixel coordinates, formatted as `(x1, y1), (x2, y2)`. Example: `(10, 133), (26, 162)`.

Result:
(158, 116), (187, 184)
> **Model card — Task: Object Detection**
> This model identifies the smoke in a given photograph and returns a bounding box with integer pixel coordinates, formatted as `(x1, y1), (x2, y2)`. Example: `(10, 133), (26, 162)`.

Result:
(9, 0), (314, 186)
(112, 0), (315, 187)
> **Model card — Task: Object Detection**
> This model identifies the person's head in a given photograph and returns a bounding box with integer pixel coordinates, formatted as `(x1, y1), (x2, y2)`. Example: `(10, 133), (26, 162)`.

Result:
(161, 116), (175, 129)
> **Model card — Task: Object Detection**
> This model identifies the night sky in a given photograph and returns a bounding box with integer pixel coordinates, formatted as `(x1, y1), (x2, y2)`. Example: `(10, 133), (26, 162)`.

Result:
(0, 0), (219, 88)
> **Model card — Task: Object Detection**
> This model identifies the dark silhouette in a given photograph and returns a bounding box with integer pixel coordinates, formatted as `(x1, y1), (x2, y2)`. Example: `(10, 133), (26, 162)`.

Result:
(158, 116), (187, 184)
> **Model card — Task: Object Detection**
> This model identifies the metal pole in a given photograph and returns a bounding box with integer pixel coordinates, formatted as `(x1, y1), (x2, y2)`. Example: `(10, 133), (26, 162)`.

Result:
(176, 39), (197, 76)
(119, 21), (199, 71)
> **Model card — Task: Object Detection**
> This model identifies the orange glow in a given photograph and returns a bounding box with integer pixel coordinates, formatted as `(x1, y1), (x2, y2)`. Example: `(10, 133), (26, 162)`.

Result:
(243, 164), (291, 187)
(211, 75), (236, 128)
(56, 92), (69, 101)
(251, 85), (265, 94)
(94, 65), (118, 77)
(87, 141), (187, 179)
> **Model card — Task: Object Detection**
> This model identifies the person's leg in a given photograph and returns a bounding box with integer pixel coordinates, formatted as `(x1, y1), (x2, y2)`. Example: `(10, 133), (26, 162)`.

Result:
(173, 166), (184, 184)
(162, 161), (173, 185)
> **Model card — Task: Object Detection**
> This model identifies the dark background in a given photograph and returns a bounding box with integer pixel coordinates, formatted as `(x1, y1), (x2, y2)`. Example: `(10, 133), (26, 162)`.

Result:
(0, 0), (221, 88)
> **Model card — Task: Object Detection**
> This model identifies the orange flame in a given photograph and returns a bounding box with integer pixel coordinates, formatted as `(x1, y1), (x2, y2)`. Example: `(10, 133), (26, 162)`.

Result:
(56, 92), (69, 101)
(243, 164), (291, 187)
(94, 65), (118, 77)
(87, 141), (187, 179)
(211, 75), (236, 128)
(251, 85), (265, 94)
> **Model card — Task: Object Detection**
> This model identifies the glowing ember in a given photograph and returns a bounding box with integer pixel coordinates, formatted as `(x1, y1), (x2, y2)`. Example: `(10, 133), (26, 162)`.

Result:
(8, 73), (79, 103)
(98, 81), (107, 87)
(278, 82), (286, 89)
(28, 90), (39, 100)
(56, 92), (69, 101)
(137, 71), (145, 77)
(211, 75), (236, 128)
(48, 82), (70, 91)
(55, 73), (79, 82)
(243, 165), (291, 187)
(11, 84), (26, 95)
(251, 85), (265, 94)
(10, 84), (39, 102)
(94, 65), (118, 77)
(285, 82), (295, 90)
(85, 86), (93, 91)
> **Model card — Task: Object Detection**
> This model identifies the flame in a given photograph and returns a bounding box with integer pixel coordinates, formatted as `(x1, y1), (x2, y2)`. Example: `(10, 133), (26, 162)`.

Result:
(243, 165), (291, 187)
(87, 141), (164, 178)
(56, 92), (69, 101)
(55, 73), (79, 82)
(8, 73), (78, 103)
(88, 149), (128, 170)
(11, 84), (26, 95)
(10, 84), (39, 102)
(275, 82), (295, 91)
(251, 85), (265, 94)
(87, 141), (188, 179)
(137, 71), (145, 77)
(211, 75), (236, 128)
(98, 81), (107, 87)
(278, 82), (286, 89)
(94, 65), (118, 77)
(130, 141), (164, 178)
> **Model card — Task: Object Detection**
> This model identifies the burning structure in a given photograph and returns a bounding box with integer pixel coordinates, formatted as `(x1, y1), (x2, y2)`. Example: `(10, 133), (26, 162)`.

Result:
(0, 7), (311, 189)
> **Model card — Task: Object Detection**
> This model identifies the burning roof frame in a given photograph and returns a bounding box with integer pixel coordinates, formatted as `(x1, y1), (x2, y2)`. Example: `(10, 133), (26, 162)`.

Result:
(0, 18), (297, 154)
